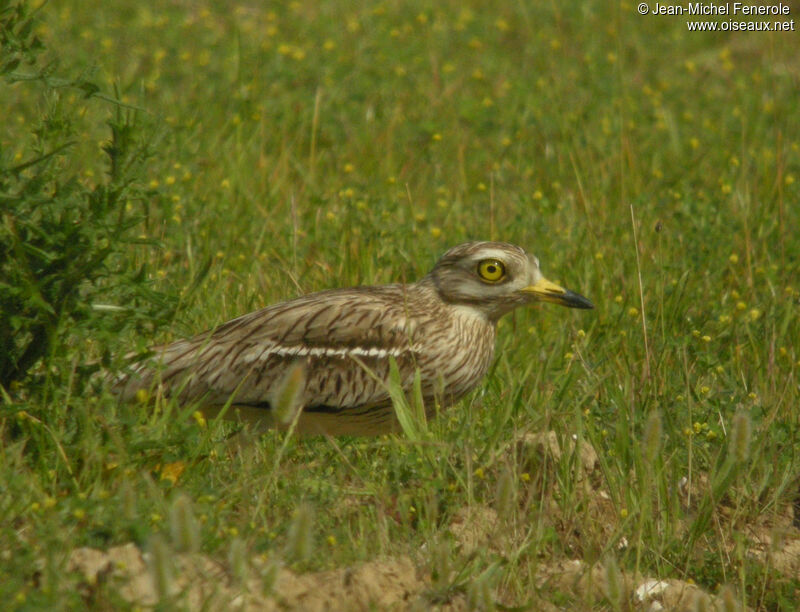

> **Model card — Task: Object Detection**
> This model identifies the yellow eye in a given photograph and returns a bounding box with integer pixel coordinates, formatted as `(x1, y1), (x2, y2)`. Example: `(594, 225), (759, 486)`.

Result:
(477, 259), (506, 283)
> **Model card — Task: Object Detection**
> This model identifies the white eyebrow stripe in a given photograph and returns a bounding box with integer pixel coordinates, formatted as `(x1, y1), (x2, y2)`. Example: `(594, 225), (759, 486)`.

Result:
(242, 344), (413, 362)
(470, 248), (517, 262)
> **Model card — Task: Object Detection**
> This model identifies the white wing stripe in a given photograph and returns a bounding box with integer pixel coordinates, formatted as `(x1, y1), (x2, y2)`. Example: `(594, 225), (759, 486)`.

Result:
(241, 344), (413, 362)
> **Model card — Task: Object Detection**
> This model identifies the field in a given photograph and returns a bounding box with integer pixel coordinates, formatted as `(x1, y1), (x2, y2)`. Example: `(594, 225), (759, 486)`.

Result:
(2, 0), (799, 609)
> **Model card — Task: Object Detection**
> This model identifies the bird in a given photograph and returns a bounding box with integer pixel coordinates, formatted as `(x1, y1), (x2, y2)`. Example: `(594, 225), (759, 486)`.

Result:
(114, 241), (593, 435)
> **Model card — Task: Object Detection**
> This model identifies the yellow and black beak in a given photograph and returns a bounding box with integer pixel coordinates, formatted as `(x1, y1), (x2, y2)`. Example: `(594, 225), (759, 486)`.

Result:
(520, 277), (594, 309)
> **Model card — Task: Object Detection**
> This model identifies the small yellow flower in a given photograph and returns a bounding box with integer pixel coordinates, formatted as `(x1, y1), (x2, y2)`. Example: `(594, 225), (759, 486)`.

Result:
(614, 295), (623, 304)
(474, 467), (485, 479)
(564, 352), (574, 361)
(628, 307), (639, 317)
(192, 411), (207, 428)
(702, 335), (711, 343)
(135, 389), (150, 404)
(149, 179), (160, 189)
(532, 190), (543, 200)
(520, 473), (530, 482)
(432, 133), (442, 142)
(689, 137), (700, 150)
(748, 308), (761, 321)
(430, 227), (442, 238)
(477, 182), (487, 191)
(159, 461), (186, 485)
(220, 178), (231, 189)
(343, 163), (354, 173)
(736, 301), (746, 311)
(700, 385), (710, 394)
(577, 329), (586, 338)
(620, 508), (628, 519)
(326, 535), (337, 546)
(729, 253), (739, 264)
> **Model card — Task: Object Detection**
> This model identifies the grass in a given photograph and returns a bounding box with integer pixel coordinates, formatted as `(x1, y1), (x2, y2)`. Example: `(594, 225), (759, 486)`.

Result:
(2, 0), (799, 609)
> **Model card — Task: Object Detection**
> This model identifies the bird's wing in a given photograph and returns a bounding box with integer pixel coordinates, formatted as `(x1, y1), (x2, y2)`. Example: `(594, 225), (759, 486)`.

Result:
(116, 286), (424, 413)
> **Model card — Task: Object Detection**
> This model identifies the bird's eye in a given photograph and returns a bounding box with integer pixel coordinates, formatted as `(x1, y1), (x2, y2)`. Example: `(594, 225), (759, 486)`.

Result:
(477, 259), (506, 283)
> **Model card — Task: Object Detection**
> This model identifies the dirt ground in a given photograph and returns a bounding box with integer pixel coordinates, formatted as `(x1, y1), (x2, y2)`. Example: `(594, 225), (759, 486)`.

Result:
(67, 432), (799, 610)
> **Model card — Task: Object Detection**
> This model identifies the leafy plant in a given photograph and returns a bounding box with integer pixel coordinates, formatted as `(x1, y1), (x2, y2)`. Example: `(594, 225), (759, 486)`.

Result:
(0, 0), (196, 391)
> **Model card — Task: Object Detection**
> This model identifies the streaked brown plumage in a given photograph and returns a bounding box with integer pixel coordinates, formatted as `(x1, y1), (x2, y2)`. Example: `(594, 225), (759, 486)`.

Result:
(115, 241), (593, 435)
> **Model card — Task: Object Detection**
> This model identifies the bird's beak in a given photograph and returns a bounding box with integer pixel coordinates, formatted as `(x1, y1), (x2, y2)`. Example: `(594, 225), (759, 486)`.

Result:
(520, 277), (594, 309)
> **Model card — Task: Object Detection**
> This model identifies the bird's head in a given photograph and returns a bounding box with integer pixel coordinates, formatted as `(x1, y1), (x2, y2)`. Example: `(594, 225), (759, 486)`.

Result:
(425, 241), (593, 321)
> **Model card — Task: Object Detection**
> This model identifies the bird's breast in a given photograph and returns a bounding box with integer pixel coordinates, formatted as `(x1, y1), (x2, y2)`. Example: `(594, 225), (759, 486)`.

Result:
(411, 304), (496, 404)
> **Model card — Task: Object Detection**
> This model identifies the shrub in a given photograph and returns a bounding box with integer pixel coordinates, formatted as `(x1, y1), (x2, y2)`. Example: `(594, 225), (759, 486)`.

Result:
(0, 0), (195, 391)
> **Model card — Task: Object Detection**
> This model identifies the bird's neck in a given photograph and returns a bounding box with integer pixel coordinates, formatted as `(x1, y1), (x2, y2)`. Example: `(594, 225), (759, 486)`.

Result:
(414, 276), (498, 325)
